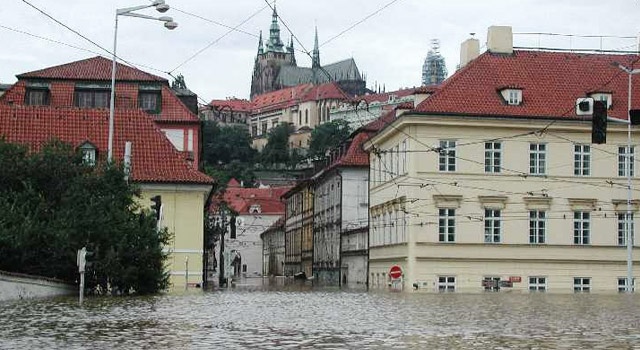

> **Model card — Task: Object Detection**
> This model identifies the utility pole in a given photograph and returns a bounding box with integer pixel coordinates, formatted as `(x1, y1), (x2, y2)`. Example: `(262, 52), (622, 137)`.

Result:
(77, 247), (87, 305)
(219, 208), (227, 287)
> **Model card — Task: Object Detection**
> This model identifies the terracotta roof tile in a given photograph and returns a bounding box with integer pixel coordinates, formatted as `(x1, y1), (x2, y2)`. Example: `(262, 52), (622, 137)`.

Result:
(17, 56), (166, 82)
(208, 98), (253, 113)
(0, 105), (213, 184)
(415, 50), (640, 120)
(210, 186), (292, 215)
(299, 82), (349, 102)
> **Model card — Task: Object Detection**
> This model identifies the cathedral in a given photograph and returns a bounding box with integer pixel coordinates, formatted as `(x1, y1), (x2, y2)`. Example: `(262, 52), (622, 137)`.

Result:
(250, 5), (367, 98)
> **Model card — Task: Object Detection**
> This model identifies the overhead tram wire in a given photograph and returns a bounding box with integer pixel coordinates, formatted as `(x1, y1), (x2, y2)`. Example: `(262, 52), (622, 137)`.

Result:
(19, 0), (173, 78)
(169, 3), (271, 74)
(171, 7), (259, 39)
(0, 24), (104, 57)
(319, 0), (403, 48)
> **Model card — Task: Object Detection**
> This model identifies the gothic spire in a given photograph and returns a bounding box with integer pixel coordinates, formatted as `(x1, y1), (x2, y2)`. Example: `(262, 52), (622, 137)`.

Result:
(312, 26), (320, 69)
(266, 2), (284, 52)
(257, 30), (264, 55)
(288, 36), (297, 65)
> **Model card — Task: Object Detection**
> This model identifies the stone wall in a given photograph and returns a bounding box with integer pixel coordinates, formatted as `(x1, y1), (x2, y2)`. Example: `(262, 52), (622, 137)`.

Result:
(0, 271), (74, 301)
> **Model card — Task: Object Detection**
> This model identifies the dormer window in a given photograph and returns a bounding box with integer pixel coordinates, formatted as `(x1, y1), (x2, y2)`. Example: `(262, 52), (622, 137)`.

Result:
(138, 84), (162, 114)
(500, 89), (522, 105)
(74, 83), (110, 108)
(388, 94), (397, 103)
(78, 141), (97, 166)
(589, 93), (612, 109)
(249, 204), (262, 214)
(25, 82), (50, 106)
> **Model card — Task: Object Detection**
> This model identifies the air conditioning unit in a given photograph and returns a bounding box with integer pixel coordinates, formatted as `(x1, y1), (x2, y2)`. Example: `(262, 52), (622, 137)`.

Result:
(576, 98), (594, 116)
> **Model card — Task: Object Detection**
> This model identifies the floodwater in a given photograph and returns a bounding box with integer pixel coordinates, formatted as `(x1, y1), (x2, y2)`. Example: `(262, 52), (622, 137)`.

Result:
(1, 284), (640, 349)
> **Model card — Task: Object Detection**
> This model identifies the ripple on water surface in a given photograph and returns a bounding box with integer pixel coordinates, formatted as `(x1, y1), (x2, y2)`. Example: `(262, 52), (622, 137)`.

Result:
(1, 285), (640, 349)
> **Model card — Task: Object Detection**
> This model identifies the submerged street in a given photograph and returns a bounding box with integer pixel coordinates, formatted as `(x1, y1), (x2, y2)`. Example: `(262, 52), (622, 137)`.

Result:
(1, 284), (640, 349)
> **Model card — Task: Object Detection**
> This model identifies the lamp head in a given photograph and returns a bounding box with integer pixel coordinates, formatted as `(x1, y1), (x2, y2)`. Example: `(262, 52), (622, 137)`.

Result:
(164, 21), (178, 30)
(159, 16), (173, 22)
(156, 3), (170, 13)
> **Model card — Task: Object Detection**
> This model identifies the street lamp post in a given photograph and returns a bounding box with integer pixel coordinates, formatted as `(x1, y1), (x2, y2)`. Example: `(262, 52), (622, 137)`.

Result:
(616, 63), (640, 293)
(108, 0), (178, 162)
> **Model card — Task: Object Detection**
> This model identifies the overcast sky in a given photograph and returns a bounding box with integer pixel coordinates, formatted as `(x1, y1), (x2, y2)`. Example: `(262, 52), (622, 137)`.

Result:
(1, 0), (639, 103)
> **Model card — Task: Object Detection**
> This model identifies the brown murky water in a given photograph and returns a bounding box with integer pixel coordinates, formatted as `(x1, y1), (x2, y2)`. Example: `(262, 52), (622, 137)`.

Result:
(1, 285), (640, 349)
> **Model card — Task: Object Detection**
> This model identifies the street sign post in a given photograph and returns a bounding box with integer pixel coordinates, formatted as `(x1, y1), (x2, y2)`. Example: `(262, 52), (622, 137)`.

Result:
(389, 265), (402, 280)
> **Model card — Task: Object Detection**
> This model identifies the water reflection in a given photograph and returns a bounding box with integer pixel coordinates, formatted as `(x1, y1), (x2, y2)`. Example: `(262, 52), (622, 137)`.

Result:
(1, 285), (639, 349)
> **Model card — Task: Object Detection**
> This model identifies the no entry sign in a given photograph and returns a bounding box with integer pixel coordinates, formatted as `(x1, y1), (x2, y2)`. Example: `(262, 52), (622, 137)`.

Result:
(389, 265), (402, 280)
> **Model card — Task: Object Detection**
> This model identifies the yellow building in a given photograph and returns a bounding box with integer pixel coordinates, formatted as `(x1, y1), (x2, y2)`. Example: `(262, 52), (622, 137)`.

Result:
(0, 57), (214, 289)
(364, 26), (640, 293)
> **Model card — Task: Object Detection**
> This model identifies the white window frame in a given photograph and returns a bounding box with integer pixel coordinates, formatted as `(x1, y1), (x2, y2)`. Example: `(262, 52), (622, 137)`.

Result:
(619, 146), (635, 177)
(618, 277), (635, 292)
(529, 210), (546, 244)
(573, 211), (590, 245)
(574, 144), (590, 176)
(618, 212), (634, 246)
(528, 276), (547, 292)
(438, 208), (455, 242)
(484, 209), (501, 243)
(484, 142), (502, 173)
(573, 277), (591, 292)
(438, 140), (456, 172)
(529, 143), (546, 175)
(506, 89), (522, 105)
(437, 276), (456, 292)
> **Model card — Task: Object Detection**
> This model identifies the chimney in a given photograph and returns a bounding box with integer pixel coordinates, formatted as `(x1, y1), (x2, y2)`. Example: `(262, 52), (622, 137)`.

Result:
(487, 26), (513, 54)
(459, 36), (480, 68)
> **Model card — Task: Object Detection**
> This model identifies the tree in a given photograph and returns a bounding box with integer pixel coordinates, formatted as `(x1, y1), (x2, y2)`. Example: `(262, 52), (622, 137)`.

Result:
(202, 121), (256, 166)
(260, 123), (291, 165)
(202, 121), (256, 189)
(308, 119), (351, 159)
(0, 138), (170, 295)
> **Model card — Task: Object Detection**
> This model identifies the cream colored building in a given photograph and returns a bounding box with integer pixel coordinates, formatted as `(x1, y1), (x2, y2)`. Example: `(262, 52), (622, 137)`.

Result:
(364, 26), (640, 293)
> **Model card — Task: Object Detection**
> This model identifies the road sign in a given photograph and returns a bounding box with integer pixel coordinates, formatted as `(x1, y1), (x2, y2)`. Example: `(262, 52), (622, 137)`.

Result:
(389, 265), (402, 280)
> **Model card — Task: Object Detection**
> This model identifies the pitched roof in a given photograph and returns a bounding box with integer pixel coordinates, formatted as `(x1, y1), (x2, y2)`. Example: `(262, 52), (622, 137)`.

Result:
(211, 186), (291, 215)
(208, 98), (253, 113)
(0, 105), (213, 185)
(274, 58), (362, 87)
(357, 86), (439, 105)
(299, 82), (349, 102)
(252, 83), (313, 112)
(17, 56), (167, 82)
(322, 58), (362, 82)
(415, 50), (640, 120)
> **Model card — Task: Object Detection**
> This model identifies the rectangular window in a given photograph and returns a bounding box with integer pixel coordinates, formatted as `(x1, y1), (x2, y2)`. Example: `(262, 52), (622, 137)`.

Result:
(484, 142), (501, 173)
(618, 277), (635, 292)
(574, 144), (590, 176)
(619, 146), (635, 177)
(529, 210), (546, 244)
(438, 140), (456, 172)
(573, 211), (590, 245)
(75, 89), (109, 108)
(24, 88), (50, 106)
(437, 276), (456, 292)
(162, 129), (184, 151)
(528, 276), (547, 292)
(438, 208), (455, 242)
(484, 209), (501, 243)
(251, 124), (258, 137)
(573, 277), (591, 292)
(618, 213), (634, 246)
(138, 91), (161, 113)
(482, 277), (500, 291)
(272, 119), (279, 128)
(389, 148), (395, 177)
(529, 143), (546, 175)
(261, 122), (268, 135)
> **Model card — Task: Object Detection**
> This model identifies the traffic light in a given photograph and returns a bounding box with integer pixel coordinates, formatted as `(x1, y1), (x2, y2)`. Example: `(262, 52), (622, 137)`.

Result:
(592, 100), (607, 144)
(150, 195), (162, 221)
(77, 247), (93, 273)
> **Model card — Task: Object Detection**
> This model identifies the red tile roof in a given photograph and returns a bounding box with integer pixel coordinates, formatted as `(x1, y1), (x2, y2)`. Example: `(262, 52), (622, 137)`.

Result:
(252, 84), (313, 113)
(251, 82), (349, 113)
(299, 82), (349, 102)
(208, 98), (252, 113)
(0, 105), (213, 185)
(211, 185), (292, 215)
(17, 56), (166, 82)
(355, 86), (430, 105)
(415, 50), (640, 120)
